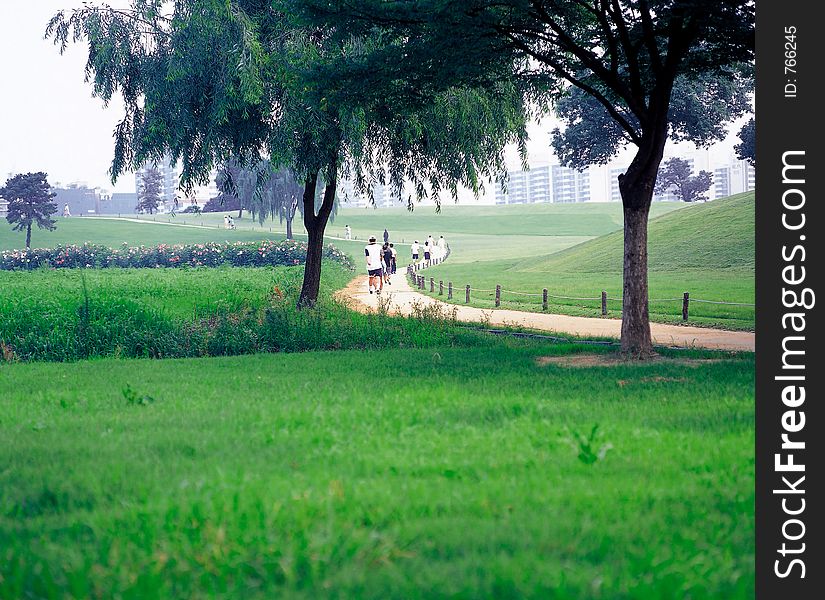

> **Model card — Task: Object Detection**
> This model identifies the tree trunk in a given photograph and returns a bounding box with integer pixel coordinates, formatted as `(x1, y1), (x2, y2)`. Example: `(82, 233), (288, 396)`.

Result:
(297, 169), (337, 308)
(620, 200), (652, 355)
(26, 223), (31, 249)
(619, 139), (666, 356)
(238, 207), (243, 220)
(285, 196), (297, 240)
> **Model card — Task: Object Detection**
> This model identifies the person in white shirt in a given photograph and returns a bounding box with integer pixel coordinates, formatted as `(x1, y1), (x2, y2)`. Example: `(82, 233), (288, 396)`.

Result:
(411, 240), (420, 262)
(365, 236), (384, 294)
(437, 235), (447, 258)
(345, 224), (351, 240)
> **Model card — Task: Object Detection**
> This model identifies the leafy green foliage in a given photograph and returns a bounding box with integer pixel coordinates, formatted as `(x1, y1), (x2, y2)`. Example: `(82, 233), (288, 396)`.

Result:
(735, 117), (755, 166)
(654, 158), (713, 203)
(1, 172), (58, 248)
(136, 167), (163, 214)
(122, 383), (155, 406)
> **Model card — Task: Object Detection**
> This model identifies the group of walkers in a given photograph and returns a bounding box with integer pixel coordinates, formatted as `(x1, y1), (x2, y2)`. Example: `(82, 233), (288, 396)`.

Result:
(365, 228), (448, 294)
(365, 231), (398, 295)
(410, 234), (448, 266)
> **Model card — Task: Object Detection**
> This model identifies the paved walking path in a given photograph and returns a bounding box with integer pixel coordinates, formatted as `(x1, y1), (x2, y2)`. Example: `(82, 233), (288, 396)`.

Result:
(337, 268), (755, 352)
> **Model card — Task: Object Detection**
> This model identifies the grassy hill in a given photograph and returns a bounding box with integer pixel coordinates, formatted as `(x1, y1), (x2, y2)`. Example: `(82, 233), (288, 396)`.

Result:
(425, 192), (755, 329)
(524, 191), (754, 273)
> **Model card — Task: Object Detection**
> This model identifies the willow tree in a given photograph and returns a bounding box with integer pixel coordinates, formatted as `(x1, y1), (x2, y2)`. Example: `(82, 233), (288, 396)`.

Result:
(316, 0), (754, 354)
(48, 0), (529, 307)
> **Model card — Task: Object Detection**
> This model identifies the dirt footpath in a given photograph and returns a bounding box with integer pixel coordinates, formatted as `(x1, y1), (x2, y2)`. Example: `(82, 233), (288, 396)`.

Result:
(336, 273), (755, 352)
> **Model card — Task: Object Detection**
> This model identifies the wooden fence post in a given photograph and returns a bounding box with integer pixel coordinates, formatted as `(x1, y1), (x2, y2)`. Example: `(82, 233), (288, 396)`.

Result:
(601, 291), (608, 315)
(682, 292), (690, 321)
(448, 282), (453, 299)
(542, 289), (548, 311)
(430, 277), (434, 292)
(439, 280), (443, 295)
(465, 285), (470, 303)
(495, 285), (501, 307)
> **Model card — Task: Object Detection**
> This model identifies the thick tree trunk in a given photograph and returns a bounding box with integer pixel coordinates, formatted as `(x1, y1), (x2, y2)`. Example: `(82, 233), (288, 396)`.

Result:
(238, 207), (243, 220)
(620, 200), (653, 355)
(26, 223), (31, 249)
(286, 214), (293, 240)
(297, 170), (337, 308)
(619, 139), (666, 356)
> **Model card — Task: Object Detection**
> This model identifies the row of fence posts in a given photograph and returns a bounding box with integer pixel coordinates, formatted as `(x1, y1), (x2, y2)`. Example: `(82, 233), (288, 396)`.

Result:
(408, 265), (694, 321)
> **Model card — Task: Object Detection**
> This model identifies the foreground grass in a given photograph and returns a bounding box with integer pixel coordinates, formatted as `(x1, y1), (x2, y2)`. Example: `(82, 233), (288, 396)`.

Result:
(0, 344), (754, 599)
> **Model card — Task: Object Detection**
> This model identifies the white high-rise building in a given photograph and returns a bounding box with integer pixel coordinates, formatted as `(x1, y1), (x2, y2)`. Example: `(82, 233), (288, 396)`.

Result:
(495, 164), (589, 204)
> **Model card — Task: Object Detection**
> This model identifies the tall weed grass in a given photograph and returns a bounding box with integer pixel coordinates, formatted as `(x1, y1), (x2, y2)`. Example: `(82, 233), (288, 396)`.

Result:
(0, 263), (487, 362)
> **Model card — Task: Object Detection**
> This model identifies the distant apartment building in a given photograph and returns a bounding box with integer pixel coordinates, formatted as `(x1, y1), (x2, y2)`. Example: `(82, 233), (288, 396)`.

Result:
(496, 164), (591, 204)
(713, 158), (755, 199)
(338, 178), (406, 208)
(0, 197), (8, 218)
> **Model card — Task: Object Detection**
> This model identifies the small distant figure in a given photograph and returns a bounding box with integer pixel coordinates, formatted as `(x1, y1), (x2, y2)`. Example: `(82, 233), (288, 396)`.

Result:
(383, 228), (390, 244)
(411, 240), (420, 262)
(389, 243), (397, 274)
(345, 224), (352, 240)
(224, 214), (230, 229)
(424, 241), (431, 265)
(228, 215), (236, 230)
(63, 203), (71, 218)
(437, 235), (447, 259)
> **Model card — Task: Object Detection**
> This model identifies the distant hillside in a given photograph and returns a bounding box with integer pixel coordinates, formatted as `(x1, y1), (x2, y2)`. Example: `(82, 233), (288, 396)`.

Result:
(520, 191), (755, 273)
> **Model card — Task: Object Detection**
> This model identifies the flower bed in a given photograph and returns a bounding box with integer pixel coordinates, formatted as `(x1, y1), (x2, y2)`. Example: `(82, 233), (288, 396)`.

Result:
(0, 240), (354, 271)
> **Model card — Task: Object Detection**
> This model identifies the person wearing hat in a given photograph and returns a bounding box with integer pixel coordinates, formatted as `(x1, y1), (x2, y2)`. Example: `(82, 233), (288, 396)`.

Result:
(365, 235), (384, 294)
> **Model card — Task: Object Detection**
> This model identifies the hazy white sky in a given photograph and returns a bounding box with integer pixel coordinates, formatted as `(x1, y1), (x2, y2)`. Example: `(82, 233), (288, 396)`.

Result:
(0, 2), (137, 192)
(1, 2), (748, 198)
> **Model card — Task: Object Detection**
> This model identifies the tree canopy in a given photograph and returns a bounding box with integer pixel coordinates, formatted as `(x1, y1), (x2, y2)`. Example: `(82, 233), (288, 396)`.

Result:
(654, 157), (712, 202)
(735, 117), (755, 166)
(136, 167), (163, 214)
(48, 0), (530, 306)
(2, 172), (58, 249)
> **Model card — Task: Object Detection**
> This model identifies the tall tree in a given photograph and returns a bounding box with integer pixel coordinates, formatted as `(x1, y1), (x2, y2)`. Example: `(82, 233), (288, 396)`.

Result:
(735, 117), (755, 166)
(319, 0), (754, 354)
(136, 167), (163, 214)
(1, 172), (58, 249)
(654, 157), (712, 202)
(48, 1), (528, 307)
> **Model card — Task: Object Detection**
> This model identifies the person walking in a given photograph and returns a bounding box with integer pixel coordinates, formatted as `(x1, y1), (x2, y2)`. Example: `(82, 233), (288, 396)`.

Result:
(389, 243), (397, 274)
(411, 240), (420, 263)
(383, 228), (390, 244)
(423, 240), (431, 265)
(345, 224), (351, 240)
(382, 242), (394, 286)
(365, 235), (384, 294)
(438, 235), (447, 259)
(63, 204), (71, 218)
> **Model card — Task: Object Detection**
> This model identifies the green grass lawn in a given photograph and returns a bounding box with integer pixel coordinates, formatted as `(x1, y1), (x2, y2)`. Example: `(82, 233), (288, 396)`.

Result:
(420, 193), (755, 330)
(0, 217), (283, 252)
(0, 344), (754, 599)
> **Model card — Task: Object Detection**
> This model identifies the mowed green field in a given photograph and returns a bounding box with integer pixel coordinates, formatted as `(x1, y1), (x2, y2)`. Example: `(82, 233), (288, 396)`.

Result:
(420, 193), (755, 330)
(0, 216), (283, 251)
(1, 344), (754, 598)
